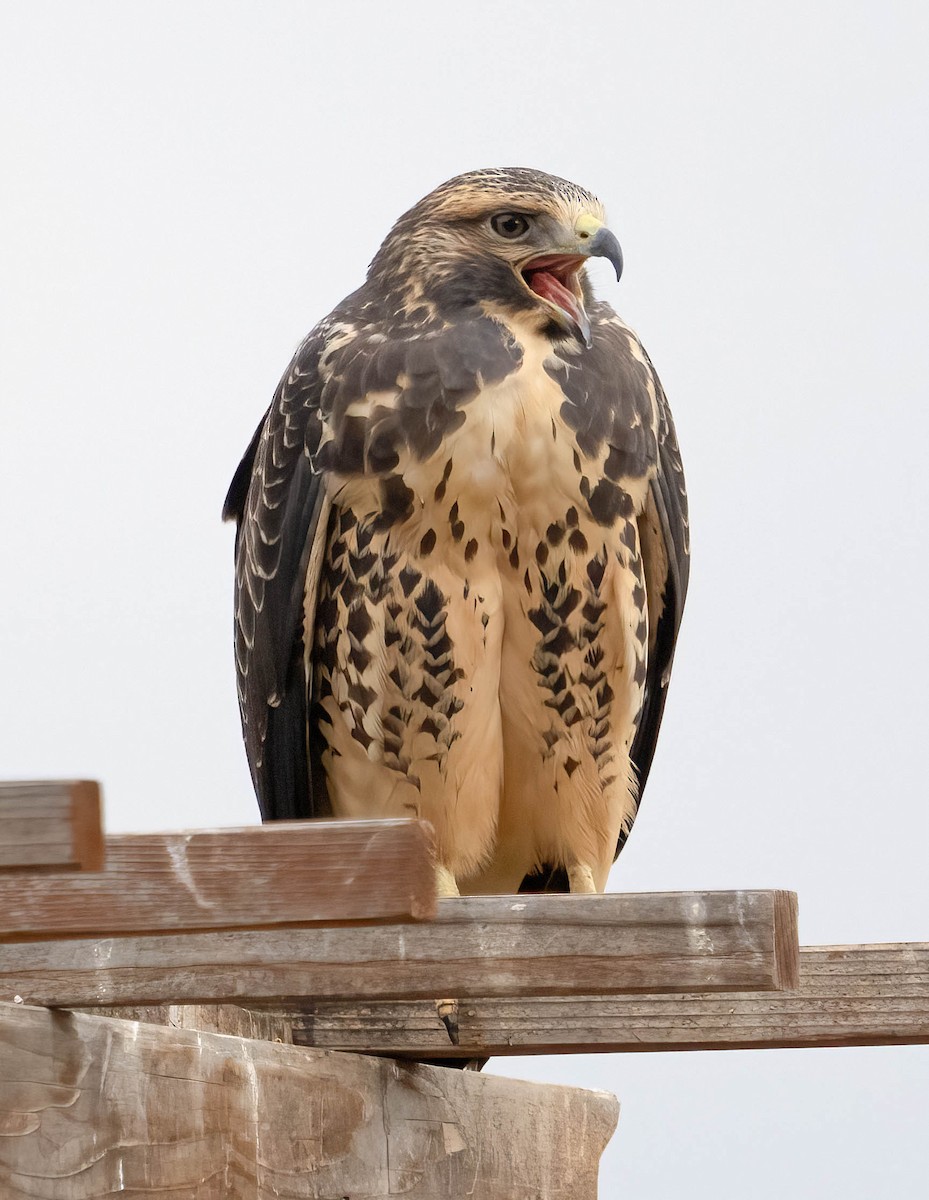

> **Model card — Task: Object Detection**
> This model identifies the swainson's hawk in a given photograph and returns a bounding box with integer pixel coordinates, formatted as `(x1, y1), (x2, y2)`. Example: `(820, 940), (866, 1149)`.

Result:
(224, 167), (688, 897)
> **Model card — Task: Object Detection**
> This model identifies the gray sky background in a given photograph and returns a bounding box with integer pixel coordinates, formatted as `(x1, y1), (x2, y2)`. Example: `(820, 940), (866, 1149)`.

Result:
(2, 2), (927, 1194)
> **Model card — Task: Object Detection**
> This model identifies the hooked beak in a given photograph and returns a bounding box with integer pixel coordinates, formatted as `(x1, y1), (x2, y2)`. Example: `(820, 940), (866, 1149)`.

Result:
(583, 222), (623, 282)
(520, 214), (623, 348)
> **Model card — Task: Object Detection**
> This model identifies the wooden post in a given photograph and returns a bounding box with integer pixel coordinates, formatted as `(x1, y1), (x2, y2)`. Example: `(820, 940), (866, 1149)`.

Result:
(0, 1002), (618, 1200)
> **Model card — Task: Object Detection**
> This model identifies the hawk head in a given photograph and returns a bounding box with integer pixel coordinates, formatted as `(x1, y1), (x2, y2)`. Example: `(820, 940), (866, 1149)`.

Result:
(368, 167), (623, 348)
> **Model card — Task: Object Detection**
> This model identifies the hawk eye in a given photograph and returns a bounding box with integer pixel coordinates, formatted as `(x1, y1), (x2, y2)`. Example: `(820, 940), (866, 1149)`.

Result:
(490, 212), (530, 239)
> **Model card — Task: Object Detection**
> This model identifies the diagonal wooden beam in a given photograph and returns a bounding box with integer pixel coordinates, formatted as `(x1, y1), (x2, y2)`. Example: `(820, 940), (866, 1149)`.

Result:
(0, 781), (103, 872)
(1, 890), (798, 1008)
(0, 818), (437, 938)
(248, 943), (927, 1058)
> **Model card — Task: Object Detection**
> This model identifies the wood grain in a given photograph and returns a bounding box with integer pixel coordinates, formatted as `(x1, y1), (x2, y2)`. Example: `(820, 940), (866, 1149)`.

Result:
(0, 781), (103, 872)
(2, 890), (798, 1008)
(0, 818), (436, 939)
(0, 1002), (618, 1199)
(222, 943), (927, 1058)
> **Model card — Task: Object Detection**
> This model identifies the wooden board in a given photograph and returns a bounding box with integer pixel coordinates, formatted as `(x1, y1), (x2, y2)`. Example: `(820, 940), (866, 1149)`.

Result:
(0, 1001), (618, 1200)
(203, 943), (925, 1058)
(0, 781), (103, 872)
(1, 890), (798, 1008)
(0, 819), (436, 939)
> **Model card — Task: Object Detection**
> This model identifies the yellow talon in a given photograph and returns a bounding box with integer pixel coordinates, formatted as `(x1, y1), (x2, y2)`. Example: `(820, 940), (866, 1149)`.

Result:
(436, 864), (460, 898)
(568, 864), (598, 894)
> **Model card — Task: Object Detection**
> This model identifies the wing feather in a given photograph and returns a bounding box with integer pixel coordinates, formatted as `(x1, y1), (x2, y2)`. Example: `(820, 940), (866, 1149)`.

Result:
(629, 372), (690, 822)
(224, 331), (329, 820)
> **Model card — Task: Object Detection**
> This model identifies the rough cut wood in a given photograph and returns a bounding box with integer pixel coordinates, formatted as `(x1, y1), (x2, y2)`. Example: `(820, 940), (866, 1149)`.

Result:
(0, 1002), (618, 1200)
(0, 781), (103, 872)
(0, 818), (436, 939)
(225, 943), (926, 1057)
(2, 889), (797, 1008)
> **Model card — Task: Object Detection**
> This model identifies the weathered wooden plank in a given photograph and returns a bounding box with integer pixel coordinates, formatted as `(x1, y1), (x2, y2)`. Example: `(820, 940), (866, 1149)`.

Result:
(0, 1002), (618, 1200)
(1, 890), (798, 1007)
(231, 943), (926, 1057)
(0, 819), (436, 939)
(0, 781), (103, 872)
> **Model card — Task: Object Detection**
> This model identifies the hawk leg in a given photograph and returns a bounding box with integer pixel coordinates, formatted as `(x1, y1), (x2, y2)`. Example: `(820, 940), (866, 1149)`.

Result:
(436, 864), (460, 898)
(568, 863), (599, 894)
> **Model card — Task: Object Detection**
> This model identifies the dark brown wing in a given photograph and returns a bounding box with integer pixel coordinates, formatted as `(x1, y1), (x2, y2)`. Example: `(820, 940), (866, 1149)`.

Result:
(628, 370), (690, 834)
(223, 329), (329, 821)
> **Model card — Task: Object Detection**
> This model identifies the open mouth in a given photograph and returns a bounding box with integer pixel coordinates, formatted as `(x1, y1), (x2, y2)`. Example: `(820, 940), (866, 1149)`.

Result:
(519, 254), (590, 346)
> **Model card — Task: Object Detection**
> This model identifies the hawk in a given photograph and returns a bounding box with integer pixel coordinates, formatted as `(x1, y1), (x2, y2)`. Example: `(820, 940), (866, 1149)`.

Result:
(224, 168), (688, 898)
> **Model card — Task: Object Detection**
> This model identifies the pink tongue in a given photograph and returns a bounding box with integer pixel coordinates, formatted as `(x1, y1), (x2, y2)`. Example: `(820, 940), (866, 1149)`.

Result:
(527, 270), (582, 324)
